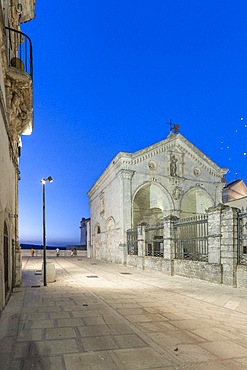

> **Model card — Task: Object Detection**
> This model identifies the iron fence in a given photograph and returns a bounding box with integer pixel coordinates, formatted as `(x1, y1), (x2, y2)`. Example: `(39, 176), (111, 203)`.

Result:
(145, 224), (164, 257)
(238, 211), (247, 265)
(127, 228), (138, 255)
(5, 27), (33, 78)
(174, 215), (208, 262)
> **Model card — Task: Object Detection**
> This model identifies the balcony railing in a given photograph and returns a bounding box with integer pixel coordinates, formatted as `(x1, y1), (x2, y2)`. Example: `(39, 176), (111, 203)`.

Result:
(5, 27), (33, 78)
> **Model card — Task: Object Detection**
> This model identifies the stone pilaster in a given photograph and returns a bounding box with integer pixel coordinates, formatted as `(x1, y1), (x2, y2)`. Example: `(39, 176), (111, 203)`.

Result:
(137, 223), (146, 270)
(163, 215), (178, 275)
(14, 242), (22, 286)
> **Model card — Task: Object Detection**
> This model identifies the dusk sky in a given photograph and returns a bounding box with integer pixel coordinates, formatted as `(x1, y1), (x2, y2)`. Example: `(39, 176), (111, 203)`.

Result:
(19, 0), (247, 246)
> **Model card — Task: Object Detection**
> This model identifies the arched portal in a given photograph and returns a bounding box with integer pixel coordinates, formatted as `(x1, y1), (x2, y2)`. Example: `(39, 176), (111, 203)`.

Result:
(133, 183), (172, 227)
(180, 187), (214, 218)
(4, 222), (9, 294)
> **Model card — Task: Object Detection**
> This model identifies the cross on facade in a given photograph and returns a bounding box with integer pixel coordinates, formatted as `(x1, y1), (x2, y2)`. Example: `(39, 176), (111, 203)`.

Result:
(167, 118), (180, 134)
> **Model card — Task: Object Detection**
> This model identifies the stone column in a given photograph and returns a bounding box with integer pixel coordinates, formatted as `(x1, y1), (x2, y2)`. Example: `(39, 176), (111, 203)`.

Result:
(163, 215), (178, 275)
(220, 206), (239, 287)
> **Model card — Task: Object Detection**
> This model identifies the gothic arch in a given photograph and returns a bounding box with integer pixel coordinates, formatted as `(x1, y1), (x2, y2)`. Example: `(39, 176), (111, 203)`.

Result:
(94, 223), (101, 235)
(132, 182), (173, 227)
(106, 216), (115, 231)
(180, 187), (214, 218)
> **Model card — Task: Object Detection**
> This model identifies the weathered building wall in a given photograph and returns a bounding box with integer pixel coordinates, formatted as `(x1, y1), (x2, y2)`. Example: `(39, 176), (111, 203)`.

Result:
(0, 0), (36, 312)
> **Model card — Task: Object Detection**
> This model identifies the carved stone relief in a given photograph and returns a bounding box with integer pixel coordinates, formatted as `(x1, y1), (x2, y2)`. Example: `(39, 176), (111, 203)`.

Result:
(172, 186), (182, 200)
(9, 0), (36, 29)
(148, 160), (157, 171)
(5, 71), (33, 139)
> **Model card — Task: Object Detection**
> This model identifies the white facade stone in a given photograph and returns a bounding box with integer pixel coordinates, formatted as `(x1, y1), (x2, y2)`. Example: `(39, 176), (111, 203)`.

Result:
(87, 132), (228, 264)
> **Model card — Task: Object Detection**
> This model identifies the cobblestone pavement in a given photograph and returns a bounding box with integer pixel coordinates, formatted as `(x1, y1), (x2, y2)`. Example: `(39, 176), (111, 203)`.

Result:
(1, 253), (247, 369)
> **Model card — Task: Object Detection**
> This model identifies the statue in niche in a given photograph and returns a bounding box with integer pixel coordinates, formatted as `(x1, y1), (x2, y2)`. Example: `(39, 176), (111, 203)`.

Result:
(170, 155), (178, 176)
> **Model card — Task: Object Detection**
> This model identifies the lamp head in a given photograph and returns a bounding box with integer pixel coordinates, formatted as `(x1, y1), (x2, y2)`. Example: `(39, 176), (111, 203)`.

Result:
(41, 176), (53, 184)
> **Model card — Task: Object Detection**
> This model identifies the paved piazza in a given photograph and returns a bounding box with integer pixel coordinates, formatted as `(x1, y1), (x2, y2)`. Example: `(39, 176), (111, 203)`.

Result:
(1, 251), (247, 369)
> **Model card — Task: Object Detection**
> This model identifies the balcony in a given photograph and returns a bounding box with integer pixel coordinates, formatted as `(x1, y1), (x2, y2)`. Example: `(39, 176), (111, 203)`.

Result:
(5, 27), (33, 137)
(5, 27), (33, 78)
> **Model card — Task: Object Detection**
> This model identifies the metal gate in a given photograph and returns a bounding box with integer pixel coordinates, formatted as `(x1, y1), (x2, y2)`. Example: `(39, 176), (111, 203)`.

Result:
(238, 211), (247, 265)
(174, 215), (208, 261)
(145, 224), (164, 257)
(127, 228), (138, 255)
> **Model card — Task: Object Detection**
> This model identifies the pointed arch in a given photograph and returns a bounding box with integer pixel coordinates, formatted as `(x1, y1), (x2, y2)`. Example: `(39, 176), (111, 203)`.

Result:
(106, 216), (115, 231)
(106, 217), (116, 262)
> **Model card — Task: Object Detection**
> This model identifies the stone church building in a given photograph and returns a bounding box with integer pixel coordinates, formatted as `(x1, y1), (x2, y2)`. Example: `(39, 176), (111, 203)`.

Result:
(87, 131), (228, 265)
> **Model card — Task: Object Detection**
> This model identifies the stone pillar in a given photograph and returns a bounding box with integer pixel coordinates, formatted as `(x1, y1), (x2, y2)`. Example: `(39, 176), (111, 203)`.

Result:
(207, 204), (225, 264)
(163, 215), (178, 275)
(220, 206), (239, 287)
(118, 244), (128, 265)
(14, 242), (22, 286)
(137, 223), (146, 270)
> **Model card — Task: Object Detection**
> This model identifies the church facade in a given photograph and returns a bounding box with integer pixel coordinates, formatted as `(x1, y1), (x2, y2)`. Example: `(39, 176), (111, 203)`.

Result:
(87, 132), (228, 264)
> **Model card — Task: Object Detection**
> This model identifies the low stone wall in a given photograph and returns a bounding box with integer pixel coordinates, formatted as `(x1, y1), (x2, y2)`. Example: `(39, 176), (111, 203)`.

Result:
(174, 260), (222, 284)
(237, 265), (247, 288)
(21, 250), (87, 258)
(126, 254), (138, 267)
(144, 256), (163, 272)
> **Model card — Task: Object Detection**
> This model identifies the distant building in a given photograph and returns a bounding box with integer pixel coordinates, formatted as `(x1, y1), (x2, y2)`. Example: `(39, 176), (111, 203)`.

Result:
(222, 179), (247, 203)
(87, 132), (228, 264)
(80, 217), (90, 247)
(0, 1), (36, 311)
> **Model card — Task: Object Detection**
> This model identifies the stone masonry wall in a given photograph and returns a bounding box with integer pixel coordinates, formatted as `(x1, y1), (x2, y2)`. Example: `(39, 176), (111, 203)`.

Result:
(126, 205), (246, 288)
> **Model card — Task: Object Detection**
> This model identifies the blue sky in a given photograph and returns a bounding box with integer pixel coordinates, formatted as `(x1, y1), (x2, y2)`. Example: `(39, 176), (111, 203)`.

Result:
(19, 0), (247, 245)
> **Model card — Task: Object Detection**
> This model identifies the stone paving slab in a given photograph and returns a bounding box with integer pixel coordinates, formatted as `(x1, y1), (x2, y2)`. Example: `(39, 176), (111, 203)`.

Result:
(1, 254), (247, 369)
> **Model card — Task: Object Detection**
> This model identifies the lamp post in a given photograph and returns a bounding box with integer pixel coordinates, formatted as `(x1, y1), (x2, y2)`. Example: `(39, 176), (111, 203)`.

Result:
(41, 176), (53, 286)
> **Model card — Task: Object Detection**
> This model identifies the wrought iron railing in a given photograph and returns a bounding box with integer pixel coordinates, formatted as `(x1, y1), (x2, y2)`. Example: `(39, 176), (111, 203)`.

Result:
(174, 215), (208, 262)
(145, 224), (164, 257)
(127, 228), (138, 255)
(5, 27), (33, 78)
(238, 211), (247, 265)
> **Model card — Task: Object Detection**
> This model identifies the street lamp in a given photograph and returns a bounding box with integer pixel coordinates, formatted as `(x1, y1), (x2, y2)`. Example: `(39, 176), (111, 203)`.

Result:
(41, 176), (53, 286)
